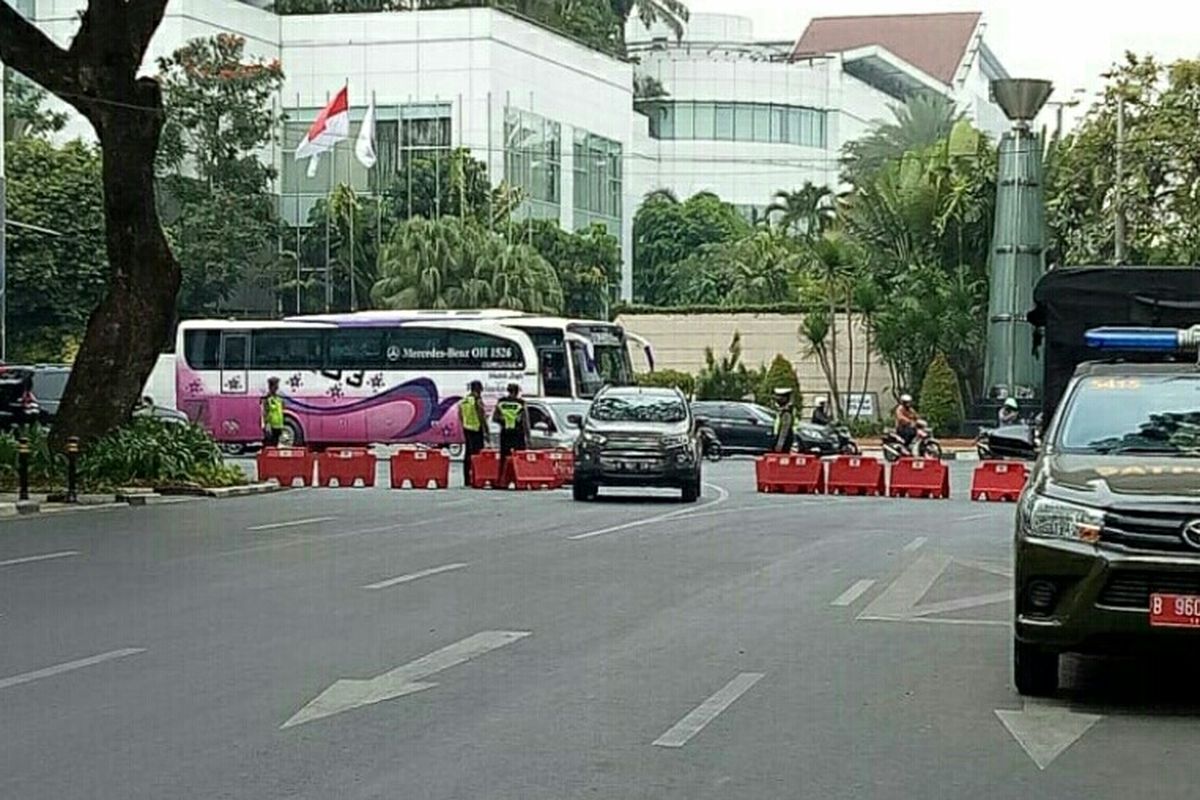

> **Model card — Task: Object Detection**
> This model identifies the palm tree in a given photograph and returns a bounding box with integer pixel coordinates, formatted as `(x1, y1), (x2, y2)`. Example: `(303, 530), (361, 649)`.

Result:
(842, 93), (961, 184)
(805, 231), (859, 413)
(767, 183), (835, 240)
(611, 0), (689, 42)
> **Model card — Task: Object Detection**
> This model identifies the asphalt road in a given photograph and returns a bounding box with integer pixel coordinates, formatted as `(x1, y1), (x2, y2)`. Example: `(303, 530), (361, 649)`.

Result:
(3, 460), (1200, 799)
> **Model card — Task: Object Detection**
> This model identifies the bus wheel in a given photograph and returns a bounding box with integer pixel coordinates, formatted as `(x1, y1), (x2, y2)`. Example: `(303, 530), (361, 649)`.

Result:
(281, 418), (305, 447)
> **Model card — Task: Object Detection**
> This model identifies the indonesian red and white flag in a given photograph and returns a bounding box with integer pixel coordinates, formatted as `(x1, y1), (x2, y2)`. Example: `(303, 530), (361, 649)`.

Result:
(295, 86), (350, 163)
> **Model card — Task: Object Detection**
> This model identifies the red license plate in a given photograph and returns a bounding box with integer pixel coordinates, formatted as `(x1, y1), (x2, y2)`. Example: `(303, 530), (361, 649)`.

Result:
(1150, 594), (1200, 628)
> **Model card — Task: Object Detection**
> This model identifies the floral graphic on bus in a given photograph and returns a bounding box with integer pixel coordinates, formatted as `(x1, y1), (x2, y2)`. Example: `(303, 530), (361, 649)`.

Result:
(287, 373), (304, 390)
(327, 383), (344, 399)
(369, 373), (385, 391)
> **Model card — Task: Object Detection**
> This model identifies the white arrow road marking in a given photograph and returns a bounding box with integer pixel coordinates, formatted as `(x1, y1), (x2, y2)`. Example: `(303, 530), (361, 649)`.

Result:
(653, 672), (764, 748)
(0, 648), (145, 691)
(363, 562), (468, 590)
(0, 550), (80, 568)
(831, 579), (876, 607)
(281, 630), (530, 729)
(568, 483), (729, 540)
(857, 552), (1010, 625)
(247, 516), (335, 532)
(995, 698), (1103, 769)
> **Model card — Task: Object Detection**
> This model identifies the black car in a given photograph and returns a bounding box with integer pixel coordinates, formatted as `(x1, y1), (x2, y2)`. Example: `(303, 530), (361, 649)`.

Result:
(573, 386), (702, 502)
(691, 401), (842, 456)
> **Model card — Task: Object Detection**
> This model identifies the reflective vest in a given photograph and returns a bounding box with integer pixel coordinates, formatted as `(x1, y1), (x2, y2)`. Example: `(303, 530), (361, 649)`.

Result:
(460, 396), (484, 432)
(496, 398), (524, 430)
(264, 395), (285, 429)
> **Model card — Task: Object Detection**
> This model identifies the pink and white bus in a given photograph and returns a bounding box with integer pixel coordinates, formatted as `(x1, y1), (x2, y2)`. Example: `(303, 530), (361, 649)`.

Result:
(174, 311), (648, 449)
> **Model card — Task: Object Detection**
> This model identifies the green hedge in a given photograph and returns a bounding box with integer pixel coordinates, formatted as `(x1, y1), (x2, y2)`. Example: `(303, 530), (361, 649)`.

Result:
(634, 369), (696, 396)
(0, 420), (245, 491)
(755, 354), (801, 407)
(614, 302), (807, 317)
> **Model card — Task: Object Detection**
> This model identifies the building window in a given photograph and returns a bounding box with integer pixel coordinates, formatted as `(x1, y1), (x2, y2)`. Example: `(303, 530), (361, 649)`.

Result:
(505, 107), (562, 221)
(280, 102), (450, 226)
(642, 101), (828, 147)
(573, 129), (622, 232)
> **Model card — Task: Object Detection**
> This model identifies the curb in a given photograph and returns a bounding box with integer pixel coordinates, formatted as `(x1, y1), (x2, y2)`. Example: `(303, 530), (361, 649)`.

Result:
(0, 501), (41, 517)
(158, 482), (285, 499)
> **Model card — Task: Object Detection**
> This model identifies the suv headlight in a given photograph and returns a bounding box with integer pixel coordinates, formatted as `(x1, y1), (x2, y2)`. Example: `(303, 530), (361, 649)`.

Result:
(581, 431), (607, 447)
(1020, 494), (1103, 542)
(661, 433), (691, 448)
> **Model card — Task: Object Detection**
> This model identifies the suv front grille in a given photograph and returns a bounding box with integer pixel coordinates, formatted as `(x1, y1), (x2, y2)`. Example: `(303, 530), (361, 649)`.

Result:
(1098, 571), (1200, 610)
(603, 435), (662, 452)
(1101, 509), (1200, 554)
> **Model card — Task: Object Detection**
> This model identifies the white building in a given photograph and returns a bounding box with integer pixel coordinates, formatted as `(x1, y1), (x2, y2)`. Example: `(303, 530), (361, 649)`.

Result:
(13, 2), (1012, 303)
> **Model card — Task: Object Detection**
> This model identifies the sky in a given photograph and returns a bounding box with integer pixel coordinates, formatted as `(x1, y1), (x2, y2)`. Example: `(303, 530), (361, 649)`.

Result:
(685, 0), (1199, 128)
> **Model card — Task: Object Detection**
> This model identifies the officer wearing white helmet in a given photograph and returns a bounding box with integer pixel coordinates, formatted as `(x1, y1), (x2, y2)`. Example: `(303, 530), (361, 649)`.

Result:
(998, 396), (1020, 426)
(772, 387), (796, 453)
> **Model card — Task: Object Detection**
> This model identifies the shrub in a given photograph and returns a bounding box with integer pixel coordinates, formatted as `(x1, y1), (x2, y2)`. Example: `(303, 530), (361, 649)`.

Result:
(919, 353), (964, 435)
(635, 369), (695, 397)
(0, 420), (244, 490)
(755, 354), (801, 407)
(695, 332), (758, 401)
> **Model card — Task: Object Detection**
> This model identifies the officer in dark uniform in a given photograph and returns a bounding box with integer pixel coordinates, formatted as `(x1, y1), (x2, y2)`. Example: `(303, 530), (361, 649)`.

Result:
(492, 383), (528, 465)
(772, 387), (796, 453)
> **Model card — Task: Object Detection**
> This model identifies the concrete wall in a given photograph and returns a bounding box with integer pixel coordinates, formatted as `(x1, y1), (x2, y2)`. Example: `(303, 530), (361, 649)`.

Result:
(617, 312), (895, 415)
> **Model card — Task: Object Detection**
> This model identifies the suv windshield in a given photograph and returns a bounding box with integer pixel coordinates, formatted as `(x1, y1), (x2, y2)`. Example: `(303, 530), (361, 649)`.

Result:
(1057, 375), (1200, 456)
(590, 394), (687, 424)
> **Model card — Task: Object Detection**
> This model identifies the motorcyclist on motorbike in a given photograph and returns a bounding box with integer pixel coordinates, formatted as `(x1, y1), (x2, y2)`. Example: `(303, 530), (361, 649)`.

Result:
(772, 387), (797, 453)
(811, 397), (833, 426)
(895, 393), (918, 446)
(998, 397), (1020, 426)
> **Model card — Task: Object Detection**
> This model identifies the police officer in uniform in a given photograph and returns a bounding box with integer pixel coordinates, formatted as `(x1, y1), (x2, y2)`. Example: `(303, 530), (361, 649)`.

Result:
(493, 383), (529, 465)
(261, 377), (286, 447)
(772, 387), (796, 453)
(458, 380), (489, 486)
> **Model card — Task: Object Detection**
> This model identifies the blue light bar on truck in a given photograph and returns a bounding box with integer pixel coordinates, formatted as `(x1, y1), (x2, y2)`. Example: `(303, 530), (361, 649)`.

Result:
(1085, 326), (1200, 351)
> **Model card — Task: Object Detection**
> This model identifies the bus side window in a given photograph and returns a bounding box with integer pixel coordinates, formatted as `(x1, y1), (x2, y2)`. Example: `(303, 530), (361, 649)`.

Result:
(540, 351), (570, 398)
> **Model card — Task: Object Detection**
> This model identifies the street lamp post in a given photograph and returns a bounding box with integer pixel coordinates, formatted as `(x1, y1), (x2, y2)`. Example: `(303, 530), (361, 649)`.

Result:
(984, 78), (1053, 403)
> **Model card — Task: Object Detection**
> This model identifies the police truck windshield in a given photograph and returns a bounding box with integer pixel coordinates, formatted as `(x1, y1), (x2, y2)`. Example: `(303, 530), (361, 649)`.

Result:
(1057, 375), (1200, 456)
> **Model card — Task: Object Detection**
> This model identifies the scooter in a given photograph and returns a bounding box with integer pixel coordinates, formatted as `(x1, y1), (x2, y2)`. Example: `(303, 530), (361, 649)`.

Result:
(881, 419), (943, 462)
(834, 425), (860, 455)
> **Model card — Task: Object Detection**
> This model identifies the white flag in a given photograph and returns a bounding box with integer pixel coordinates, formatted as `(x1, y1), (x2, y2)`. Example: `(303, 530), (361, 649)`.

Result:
(306, 152), (320, 179)
(355, 97), (377, 169)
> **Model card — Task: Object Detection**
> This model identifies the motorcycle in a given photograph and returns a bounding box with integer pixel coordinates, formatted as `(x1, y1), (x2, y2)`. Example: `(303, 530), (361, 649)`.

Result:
(881, 419), (942, 462)
(694, 417), (723, 462)
(976, 416), (1042, 461)
(834, 425), (860, 455)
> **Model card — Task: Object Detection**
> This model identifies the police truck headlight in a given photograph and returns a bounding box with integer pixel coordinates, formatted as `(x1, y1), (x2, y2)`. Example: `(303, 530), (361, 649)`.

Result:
(1021, 495), (1104, 542)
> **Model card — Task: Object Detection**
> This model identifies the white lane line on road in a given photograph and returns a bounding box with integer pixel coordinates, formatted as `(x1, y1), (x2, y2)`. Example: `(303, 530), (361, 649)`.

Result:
(903, 536), (927, 552)
(0, 648), (145, 691)
(364, 563), (468, 590)
(568, 483), (729, 541)
(0, 550), (80, 568)
(653, 672), (764, 748)
(246, 516), (335, 532)
(956, 513), (994, 522)
(831, 579), (876, 607)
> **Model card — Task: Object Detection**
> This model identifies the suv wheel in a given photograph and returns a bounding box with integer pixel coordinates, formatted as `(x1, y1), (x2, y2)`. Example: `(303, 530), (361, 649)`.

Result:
(573, 481), (597, 502)
(1014, 638), (1059, 696)
(681, 479), (701, 503)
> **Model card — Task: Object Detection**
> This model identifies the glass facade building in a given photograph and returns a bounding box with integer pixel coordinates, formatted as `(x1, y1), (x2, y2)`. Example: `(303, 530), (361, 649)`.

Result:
(503, 108), (562, 222)
(572, 130), (622, 233)
(280, 102), (452, 226)
(642, 101), (827, 148)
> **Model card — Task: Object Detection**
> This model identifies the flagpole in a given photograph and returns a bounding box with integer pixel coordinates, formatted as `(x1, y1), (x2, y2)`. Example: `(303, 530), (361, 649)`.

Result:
(324, 89), (333, 314)
(349, 180), (356, 312)
(373, 90), (382, 310)
(295, 91), (302, 314)
(406, 95), (413, 219)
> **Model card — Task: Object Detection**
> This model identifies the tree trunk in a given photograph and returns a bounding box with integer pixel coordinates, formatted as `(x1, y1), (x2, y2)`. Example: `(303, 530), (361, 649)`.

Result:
(827, 284), (841, 414)
(51, 94), (181, 448)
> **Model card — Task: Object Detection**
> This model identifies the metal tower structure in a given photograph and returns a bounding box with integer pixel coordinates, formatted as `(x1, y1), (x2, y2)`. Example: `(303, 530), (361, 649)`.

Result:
(984, 78), (1053, 401)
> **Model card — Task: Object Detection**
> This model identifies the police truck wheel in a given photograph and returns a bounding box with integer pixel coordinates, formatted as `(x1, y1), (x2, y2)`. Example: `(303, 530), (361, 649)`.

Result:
(1014, 639), (1059, 696)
